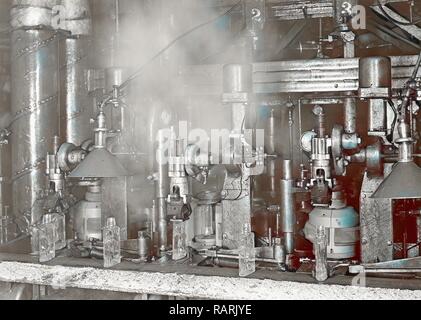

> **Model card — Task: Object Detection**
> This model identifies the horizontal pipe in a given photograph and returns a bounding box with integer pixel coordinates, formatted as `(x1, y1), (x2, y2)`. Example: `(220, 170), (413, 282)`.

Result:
(176, 54), (421, 95)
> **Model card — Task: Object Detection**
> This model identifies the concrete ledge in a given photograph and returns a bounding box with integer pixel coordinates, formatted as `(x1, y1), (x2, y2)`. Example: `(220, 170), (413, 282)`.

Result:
(0, 262), (421, 300)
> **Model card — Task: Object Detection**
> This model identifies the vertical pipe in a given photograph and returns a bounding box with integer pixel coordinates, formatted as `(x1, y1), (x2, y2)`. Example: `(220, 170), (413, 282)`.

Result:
(222, 64), (252, 133)
(344, 97), (357, 134)
(342, 18), (357, 135)
(288, 106), (295, 160)
(265, 109), (277, 196)
(0, 37), (12, 221)
(10, 19), (59, 232)
(280, 159), (295, 254)
(60, 0), (92, 146)
(60, 36), (92, 145)
(156, 130), (169, 252)
(317, 109), (326, 138)
(368, 99), (387, 133)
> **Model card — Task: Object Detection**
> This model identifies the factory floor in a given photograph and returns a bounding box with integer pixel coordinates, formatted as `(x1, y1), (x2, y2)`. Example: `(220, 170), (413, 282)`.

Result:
(1, 237), (421, 300)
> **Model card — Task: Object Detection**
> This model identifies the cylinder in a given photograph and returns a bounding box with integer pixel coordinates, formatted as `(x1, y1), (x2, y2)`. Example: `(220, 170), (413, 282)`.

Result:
(344, 97), (356, 134)
(215, 204), (223, 247)
(359, 56), (392, 89)
(368, 99), (387, 133)
(223, 64), (253, 94)
(59, 0), (92, 146)
(72, 185), (102, 241)
(280, 160), (295, 254)
(10, 0), (58, 30)
(60, 36), (92, 146)
(194, 204), (215, 238)
(273, 238), (286, 264)
(223, 64), (253, 133)
(0, 140), (12, 221)
(10, 28), (59, 232)
(61, 0), (92, 36)
(317, 111), (326, 138)
(156, 130), (169, 252)
(138, 231), (151, 260)
(91, 0), (119, 68)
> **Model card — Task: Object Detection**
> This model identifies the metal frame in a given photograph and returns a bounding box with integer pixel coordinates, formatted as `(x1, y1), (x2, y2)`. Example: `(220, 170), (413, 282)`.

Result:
(175, 54), (421, 95)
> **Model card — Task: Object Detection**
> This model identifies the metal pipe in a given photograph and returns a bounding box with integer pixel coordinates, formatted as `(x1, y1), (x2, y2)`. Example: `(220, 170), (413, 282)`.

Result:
(223, 64), (252, 132)
(344, 97), (356, 134)
(316, 108), (326, 138)
(60, 36), (92, 145)
(156, 130), (169, 252)
(10, 18), (59, 234)
(59, 0), (92, 146)
(265, 109), (278, 194)
(280, 160), (295, 254)
(368, 99), (387, 133)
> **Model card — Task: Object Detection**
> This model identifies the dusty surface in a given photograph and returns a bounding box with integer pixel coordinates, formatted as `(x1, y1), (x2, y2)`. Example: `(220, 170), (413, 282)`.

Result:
(0, 261), (420, 300)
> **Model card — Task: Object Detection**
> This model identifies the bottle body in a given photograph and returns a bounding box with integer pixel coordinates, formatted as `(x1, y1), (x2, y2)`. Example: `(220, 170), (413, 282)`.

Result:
(239, 223), (256, 277)
(172, 219), (187, 261)
(54, 212), (66, 250)
(103, 217), (121, 268)
(39, 214), (56, 263)
(314, 225), (329, 282)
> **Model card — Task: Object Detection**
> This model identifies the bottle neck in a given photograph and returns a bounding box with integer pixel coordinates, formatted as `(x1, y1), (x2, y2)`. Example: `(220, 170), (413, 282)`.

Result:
(106, 217), (117, 228)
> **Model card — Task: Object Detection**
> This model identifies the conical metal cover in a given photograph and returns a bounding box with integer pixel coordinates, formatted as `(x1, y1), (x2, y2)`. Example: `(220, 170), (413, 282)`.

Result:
(371, 161), (421, 199)
(69, 148), (128, 178)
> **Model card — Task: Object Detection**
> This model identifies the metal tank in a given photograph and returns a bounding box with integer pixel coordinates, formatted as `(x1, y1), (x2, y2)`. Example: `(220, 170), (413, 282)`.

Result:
(10, 0), (59, 232)
(304, 191), (359, 259)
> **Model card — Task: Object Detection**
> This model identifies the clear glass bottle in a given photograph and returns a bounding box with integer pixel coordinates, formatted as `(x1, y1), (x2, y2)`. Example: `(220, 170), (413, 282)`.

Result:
(172, 219), (187, 261)
(54, 212), (66, 250)
(239, 222), (256, 277)
(103, 217), (121, 268)
(30, 224), (40, 255)
(314, 225), (329, 282)
(39, 214), (56, 263)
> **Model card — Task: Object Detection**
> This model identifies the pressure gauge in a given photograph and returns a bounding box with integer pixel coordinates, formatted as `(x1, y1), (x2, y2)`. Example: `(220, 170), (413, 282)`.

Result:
(301, 131), (317, 153)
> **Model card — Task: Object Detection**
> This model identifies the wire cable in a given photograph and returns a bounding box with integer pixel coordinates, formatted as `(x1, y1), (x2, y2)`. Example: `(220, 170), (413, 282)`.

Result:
(387, 100), (398, 144)
(411, 50), (421, 79)
(377, 0), (415, 26)
(118, 0), (243, 90)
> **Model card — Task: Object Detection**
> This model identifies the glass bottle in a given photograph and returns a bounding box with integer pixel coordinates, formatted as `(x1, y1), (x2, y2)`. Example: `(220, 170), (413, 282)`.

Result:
(39, 214), (56, 263)
(30, 224), (40, 255)
(314, 225), (329, 282)
(239, 222), (256, 277)
(172, 219), (187, 261)
(54, 211), (66, 250)
(103, 217), (121, 268)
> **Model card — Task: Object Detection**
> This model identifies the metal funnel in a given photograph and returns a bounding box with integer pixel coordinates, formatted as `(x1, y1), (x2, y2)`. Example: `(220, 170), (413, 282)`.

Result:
(371, 161), (421, 199)
(69, 148), (128, 178)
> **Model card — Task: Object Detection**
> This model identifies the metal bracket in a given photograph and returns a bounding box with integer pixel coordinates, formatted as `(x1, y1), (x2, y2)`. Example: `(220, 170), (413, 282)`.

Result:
(349, 256), (421, 274)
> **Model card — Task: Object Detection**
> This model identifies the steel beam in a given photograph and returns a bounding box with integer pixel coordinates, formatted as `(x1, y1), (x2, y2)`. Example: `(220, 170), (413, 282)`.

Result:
(371, 4), (421, 41)
(367, 20), (421, 50)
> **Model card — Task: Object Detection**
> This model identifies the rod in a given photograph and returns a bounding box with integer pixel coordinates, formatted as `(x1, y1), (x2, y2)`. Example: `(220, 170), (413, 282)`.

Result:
(280, 160), (295, 254)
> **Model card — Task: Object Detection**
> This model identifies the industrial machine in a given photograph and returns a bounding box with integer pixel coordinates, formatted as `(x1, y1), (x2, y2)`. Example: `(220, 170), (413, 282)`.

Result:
(1, 0), (421, 300)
